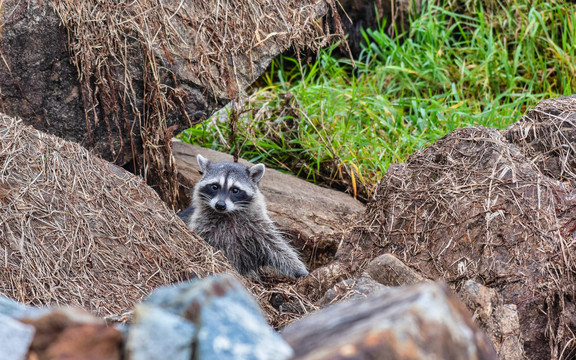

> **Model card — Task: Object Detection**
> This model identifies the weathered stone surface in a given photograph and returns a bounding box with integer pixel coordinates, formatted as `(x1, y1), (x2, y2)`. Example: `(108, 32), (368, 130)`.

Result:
(318, 275), (388, 307)
(282, 282), (498, 360)
(0, 0), (83, 149)
(42, 323), (123, 360)
(0, 313), (35, 360)
(173, 142), (365, 267)
(366, 253), (427, 286)
(493, 305), (524, 360)
(460, 281), (525, 360)
(296, 263), (349, 302)
(143, 274), (293, 360)
(191, 276), (293, 360)
(460, 280), (499, 324)
(126, 305), (195, 360)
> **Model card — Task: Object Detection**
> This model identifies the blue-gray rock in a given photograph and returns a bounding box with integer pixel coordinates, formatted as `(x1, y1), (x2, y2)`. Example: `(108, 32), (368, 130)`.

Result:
(0, 313), (35, 360)
(192, 275), (293, 360)
(125, 304), (196, 360)
(143, 274), (293, 360)
(0, 295), (45, 319)
(143, 278), (202, 316)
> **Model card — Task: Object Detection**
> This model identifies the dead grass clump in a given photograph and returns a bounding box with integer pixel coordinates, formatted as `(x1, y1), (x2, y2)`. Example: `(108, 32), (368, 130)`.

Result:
(252, 280), (318, 330)
(338, 125), (576, 359)
(0, 114), (234, 317)
(504, 94), (576, 186)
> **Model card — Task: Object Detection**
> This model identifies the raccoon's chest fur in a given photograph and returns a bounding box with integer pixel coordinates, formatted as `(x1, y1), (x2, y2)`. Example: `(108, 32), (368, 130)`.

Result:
(190, 207), (280, 274)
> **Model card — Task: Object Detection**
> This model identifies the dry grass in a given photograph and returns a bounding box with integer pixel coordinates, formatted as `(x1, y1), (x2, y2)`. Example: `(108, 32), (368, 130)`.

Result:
(338, 109), (576, 358)
(50, 0), (344, 209)
(505, 95), (576, 187)
(0, 114), (234, 317)
(253, 281), (318, 329)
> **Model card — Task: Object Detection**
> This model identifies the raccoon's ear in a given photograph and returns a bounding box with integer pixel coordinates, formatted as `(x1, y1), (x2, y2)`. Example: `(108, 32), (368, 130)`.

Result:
(249, 163), (265, 183)
(197, 154), (211, 173)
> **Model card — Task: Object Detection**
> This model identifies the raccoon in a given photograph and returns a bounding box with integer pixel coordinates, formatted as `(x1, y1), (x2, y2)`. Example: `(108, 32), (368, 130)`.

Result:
(181, 154), (309, 279)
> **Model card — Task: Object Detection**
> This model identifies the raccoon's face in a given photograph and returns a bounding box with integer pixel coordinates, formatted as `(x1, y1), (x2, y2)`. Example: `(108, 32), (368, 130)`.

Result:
(194, 155), (265, 213)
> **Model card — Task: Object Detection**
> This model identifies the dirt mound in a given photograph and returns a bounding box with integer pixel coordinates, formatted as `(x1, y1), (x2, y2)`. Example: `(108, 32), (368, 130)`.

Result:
(0, 114), (234, 317)
(337, 125), (576, 359)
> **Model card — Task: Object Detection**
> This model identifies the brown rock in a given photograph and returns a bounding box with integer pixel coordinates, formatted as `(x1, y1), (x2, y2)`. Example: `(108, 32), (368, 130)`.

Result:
(22, 309), (122, 360)
(318, 275), (388, 307)
(295, 263), (349, 302)
(365, 253), (427, 286)
(42, 324), (122, 360)
(460, 280), (499, 324)
(282, 282), (498, 360)
(493, 304), (524, 360)
(460, 280), (525, 360)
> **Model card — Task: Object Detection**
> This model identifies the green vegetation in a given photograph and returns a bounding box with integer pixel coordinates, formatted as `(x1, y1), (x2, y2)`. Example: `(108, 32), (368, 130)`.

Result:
(180, 0), (576, 201)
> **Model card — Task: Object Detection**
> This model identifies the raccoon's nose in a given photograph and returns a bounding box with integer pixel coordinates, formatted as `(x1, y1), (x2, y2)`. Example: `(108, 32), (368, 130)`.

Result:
(215, 201), (226, 211)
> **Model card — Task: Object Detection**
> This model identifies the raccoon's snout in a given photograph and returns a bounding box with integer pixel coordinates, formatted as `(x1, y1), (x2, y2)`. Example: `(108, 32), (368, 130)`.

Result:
(215, 201), (227, 211)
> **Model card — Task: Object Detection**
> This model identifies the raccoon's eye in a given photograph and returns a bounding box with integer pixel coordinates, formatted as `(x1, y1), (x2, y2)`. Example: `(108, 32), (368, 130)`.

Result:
(210, 184), (219, 191)
(231, 187), (239, 194)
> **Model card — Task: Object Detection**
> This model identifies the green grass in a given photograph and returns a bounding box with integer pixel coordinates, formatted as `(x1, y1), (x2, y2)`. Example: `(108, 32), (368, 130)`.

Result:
(180, 0), (576, 201)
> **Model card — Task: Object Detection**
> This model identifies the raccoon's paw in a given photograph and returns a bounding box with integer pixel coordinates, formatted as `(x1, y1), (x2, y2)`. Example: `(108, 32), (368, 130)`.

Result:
(291, 265), (309, 279)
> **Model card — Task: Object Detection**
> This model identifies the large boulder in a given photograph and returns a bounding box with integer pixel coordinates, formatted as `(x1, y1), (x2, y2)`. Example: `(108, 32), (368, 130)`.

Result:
(282, 282), (498, 360)
(336, 106), (576, 358)
(0, 0), (343, 207)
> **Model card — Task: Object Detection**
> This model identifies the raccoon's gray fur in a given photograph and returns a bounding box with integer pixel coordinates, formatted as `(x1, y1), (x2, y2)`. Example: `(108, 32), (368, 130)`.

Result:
(185, 154), (308, 279)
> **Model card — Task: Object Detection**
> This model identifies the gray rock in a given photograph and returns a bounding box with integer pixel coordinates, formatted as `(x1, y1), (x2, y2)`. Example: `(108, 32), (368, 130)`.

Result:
(142, 274), (293, 360)
(493, 304), (524, 360)
(143, 279), (203, 316)
(319, 275), (389, 307)
(196, 296), (292, 360)
(0, 313), (35, 360)
(189, 275), (293, 360)
(296, 262), (349, 302)
(366, 253), (427, 286)
(460, 280), (499, 323)
(0, 295), (46, 319)
(125, 304), (196, 360)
